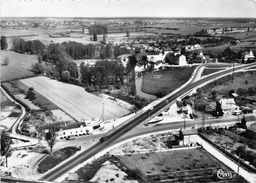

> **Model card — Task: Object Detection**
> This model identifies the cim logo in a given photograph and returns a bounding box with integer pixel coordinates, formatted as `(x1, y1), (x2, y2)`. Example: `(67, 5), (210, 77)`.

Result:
(217, 169), (236, 180)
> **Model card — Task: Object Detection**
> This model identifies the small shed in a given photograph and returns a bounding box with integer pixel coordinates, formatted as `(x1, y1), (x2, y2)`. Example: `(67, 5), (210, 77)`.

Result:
(180, 129), (198, 146)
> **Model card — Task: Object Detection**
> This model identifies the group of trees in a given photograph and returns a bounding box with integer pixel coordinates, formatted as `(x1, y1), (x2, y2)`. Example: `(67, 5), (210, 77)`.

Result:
(114, 45), (131, 58)
(80, 61), (125, 88)
(217, 47), (243, 62)
(88, 25), (108, 41)
(1, 35), (8, 50)
(12, 38), (45, 54)
(34, 51), (78, 82)
(43, 42), (114, 61)
(1, 131), (11, 167)
(25, 87), (36, 101)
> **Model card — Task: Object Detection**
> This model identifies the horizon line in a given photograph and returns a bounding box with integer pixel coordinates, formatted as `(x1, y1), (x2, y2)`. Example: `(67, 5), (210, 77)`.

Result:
(1, 16), (256, 19)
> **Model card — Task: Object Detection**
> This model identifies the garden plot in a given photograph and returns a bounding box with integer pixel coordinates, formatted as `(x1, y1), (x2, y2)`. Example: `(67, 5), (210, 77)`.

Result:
(116, 147), (239, 182)
(20, 76), (130, 121)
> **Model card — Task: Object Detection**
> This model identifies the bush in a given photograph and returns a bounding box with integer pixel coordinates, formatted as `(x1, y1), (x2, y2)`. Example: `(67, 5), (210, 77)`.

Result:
(126, 168), (143, 179)
(3, 56), (10, 66)
(41, 149), (49, 154)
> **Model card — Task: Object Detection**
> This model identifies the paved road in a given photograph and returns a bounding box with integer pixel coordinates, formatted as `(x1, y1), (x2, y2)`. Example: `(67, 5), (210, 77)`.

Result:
(41, 63), (256, 181)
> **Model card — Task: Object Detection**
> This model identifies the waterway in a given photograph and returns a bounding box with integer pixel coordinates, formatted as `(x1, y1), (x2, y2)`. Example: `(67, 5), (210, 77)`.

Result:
(135, 76), (157, 100)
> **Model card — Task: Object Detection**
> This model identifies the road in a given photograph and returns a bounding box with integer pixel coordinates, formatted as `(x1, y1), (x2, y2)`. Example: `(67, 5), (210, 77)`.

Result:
(41, 62), (256, 181)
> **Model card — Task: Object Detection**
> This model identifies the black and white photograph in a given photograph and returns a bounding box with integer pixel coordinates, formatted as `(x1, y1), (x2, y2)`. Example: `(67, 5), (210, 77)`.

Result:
(1, 0), (256, 182)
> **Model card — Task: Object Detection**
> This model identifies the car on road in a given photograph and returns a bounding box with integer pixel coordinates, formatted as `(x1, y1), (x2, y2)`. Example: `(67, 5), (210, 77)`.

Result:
(99, 136), (108, 142)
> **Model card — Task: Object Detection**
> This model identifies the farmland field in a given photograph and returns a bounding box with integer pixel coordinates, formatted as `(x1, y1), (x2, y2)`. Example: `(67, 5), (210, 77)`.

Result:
(20, 76), (131, 121)
(0, 50), (38, 82)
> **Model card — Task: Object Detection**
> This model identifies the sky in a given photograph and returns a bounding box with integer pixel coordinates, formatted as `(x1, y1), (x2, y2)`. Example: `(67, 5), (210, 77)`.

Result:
(1, 0), (256, 18)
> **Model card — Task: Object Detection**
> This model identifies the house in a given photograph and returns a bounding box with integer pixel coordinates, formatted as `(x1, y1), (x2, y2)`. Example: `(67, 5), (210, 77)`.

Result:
(165, 53), (187, 66)
(117, 54), (133, 67)
(244, 50), (255, 62)
(36, 117), (103, 139)
(147, 52), (164, 63)
(58, 122), (93, 139)
(219, 98), (239, 114)
(180, 129), (198, 146)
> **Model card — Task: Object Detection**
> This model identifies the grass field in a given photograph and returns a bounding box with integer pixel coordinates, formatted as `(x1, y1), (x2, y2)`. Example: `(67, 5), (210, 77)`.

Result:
(0, 89), (13, 107)
(210, 71), (256, 95)
(116, 147), (243, 182)
(38, 146), (81, 173)
(141, 67), (196, 96)
(0, 50), (38, 82)
(2, 80), (59, 110)
(20, 76), (131, 121)
(219, 31), (256, 41)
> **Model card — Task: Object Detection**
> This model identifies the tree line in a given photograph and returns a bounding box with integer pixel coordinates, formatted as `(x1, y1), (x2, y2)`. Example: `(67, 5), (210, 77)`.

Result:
(1, 36), (8, 50)
(80, 61), (125, 89)
(11, 37), (137, 95)
(12, 37), (45, 54)
(12, 38), (132, 61)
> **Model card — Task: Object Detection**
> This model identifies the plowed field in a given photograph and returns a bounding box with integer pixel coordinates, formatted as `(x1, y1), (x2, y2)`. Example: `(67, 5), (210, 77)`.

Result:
(20, 76), (130, 121)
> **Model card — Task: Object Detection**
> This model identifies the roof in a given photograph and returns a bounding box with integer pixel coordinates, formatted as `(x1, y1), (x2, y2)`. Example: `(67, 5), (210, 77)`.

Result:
(117, 54), (133, 58)
(248, 122), (256, 133)
(181, 129), (198, 136)
(60, 122), (87, 131)
(36, 122), (66, 133)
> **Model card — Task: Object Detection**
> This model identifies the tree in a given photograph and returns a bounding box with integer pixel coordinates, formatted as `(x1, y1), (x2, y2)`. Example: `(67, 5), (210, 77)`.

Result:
(38, 53), (43, 63)
(1, 131), (12, 167)
(216, 101), (224, 117)
(126, 29), (130, 37)
(3, 56), (10, 66)
(93, 33), (97, 41)
(106, 44), (112, 58)
(20, 122), (30, 134)
(35, 63), (45, 74)
(1, 36), (8, 50)
(25, 87), (35, 101)
(67, 61), (78, 79)
(45, 127), (57, 154)
(241, 115), (247, 128)
(61, 70), (71, 82)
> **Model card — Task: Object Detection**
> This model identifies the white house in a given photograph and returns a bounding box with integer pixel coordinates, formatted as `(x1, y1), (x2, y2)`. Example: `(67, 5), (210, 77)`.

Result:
(244, 50), (255, 62)
(147, 51), (170, 63)
(58, 122), (94, 139)
(219, 98), (239, 114)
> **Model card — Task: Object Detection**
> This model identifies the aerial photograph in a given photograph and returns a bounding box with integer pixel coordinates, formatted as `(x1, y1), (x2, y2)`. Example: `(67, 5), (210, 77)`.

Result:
(1, 0), (256, 182)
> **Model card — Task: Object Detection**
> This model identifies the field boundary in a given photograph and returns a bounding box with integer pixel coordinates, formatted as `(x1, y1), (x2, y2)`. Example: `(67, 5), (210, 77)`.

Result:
(199, 133), (256, 173)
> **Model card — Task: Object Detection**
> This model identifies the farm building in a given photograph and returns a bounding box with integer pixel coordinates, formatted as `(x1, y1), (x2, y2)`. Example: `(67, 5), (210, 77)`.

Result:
(164, 53), (187, 66)
(146, 50), (170, 63)
(36, 117), (103, 139)
(57, 122), (93, 139)
(180, 129), (198, 146)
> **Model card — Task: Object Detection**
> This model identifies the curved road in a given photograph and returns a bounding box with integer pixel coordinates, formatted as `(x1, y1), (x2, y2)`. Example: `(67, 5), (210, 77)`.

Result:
(41, 63), (256, 181)
(0, 87), (26, 134)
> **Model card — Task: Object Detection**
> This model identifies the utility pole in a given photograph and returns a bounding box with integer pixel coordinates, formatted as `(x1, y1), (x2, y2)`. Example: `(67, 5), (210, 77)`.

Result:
(232, 61), (235, 83)
(237, 152), (241, 174)
(183, 115), (186, 130)
(102, 103), (104, 121)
